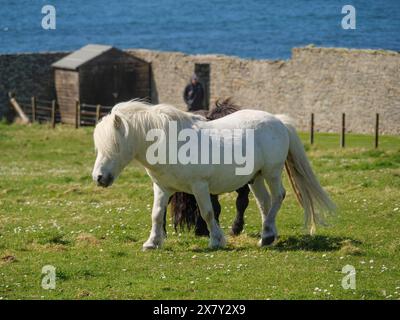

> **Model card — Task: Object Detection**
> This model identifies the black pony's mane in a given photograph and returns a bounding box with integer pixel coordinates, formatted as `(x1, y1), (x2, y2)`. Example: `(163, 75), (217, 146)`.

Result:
(192, 98), (240, 120)
(207, 98), (240, 120)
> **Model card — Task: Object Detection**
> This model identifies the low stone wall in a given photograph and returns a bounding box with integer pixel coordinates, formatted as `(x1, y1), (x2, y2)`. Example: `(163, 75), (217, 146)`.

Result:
(128, 47), (400, 135)
(0, 51), (67, 119)
(1, 47), (399, 134)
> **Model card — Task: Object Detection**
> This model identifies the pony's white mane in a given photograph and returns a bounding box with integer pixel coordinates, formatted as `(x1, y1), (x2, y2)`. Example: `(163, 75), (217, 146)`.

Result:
(112, 100), (204, 129)
(94, 100), (205, 157)
(93, 113), (124, 157)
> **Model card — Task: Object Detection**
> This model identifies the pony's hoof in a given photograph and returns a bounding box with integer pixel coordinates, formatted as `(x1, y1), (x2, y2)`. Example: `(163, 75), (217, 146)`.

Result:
(142, 244), (157, 251)
(142, 240), (161, 251)
(209, 235), (226, 249)
(230, 224), (243, 236)
(258, 236), (276, 247)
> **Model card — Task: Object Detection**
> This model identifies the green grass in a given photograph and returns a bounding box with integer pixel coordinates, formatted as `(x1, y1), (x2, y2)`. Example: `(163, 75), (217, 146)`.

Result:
(0, 123), (400, 300)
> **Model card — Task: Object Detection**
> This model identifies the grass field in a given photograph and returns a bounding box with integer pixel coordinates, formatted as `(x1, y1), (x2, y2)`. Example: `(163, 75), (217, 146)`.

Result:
(0, 122), (399, 300)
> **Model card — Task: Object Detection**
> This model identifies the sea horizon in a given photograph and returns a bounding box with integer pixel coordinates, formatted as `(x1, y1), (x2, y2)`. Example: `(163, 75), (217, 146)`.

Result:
(1, 0), (399, 59)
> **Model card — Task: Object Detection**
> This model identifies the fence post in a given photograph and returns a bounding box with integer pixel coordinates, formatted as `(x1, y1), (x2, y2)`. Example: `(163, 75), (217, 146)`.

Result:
(375, 113), (379, 149)
(8, 92), (30, 124)
(96, 104), (101, 123)
(51, 100), (56, 129)
(75, 100), (80, 129)
(340, 113), (346, 148)
(310, 113), (314, 145)
(8, 92), (14, 118)
(31, 96), (37, 122)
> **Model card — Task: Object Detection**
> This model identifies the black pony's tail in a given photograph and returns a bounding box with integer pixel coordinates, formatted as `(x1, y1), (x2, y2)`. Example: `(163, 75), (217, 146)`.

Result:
(170, 192), (200, 231)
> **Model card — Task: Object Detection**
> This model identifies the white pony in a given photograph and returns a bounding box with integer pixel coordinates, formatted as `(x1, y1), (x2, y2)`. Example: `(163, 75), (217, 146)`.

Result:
(92, 101), (335, 250)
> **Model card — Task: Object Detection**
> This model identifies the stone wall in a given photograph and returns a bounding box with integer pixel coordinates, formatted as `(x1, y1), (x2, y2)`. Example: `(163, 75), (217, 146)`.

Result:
(128, 47), (400, 135)
(1, 47), (399, 134)
(0, 52), (67, 119)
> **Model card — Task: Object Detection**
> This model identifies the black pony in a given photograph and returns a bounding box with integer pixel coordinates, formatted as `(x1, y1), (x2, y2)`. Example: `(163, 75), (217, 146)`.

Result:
(169, 98), (250, 236)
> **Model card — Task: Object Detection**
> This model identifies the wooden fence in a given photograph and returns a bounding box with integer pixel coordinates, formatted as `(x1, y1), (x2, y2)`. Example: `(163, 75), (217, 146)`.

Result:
(79, 103), (113, 127)
(9, 93), (112, 128)
(309, 112), (381, 148)
(14, 96), (60, 128)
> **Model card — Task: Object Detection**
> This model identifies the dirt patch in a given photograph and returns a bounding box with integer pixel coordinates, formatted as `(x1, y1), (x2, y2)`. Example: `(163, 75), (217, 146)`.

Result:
(28, 243), (68, 252)
(63, 187), (82, 195)
(1, 254), (17, 263)
(75, 233), (100, 246)
(339, 240), (363, 256)
(76, 290), (92, 298)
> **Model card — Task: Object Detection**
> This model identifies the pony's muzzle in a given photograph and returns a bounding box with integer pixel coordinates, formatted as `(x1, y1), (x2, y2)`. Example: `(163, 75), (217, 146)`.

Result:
(96, 174), (114, 188)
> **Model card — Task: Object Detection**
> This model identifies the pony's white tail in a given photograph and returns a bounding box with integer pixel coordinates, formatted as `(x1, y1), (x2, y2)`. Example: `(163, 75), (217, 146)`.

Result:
(276, 115), (336, 234)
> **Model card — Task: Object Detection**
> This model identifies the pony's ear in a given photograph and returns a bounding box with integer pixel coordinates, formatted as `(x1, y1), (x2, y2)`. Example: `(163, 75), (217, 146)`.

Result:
(114, 114), (122, 129)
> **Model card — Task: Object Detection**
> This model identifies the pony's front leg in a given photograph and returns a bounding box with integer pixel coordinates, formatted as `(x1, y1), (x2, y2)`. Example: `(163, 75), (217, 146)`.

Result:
(143, 183), (171, 251)
(192, 182), (226, 249)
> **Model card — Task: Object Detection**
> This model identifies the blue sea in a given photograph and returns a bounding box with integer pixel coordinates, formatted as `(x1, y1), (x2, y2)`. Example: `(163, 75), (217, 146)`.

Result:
(0, 0), (399, 59)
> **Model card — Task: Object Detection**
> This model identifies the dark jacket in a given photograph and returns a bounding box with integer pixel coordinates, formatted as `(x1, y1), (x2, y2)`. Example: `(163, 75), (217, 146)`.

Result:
(183, 82), (204, 111)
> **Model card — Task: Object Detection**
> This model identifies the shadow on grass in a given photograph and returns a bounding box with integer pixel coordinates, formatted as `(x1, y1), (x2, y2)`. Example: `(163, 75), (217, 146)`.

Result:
(164, 233), (362, 254)
(270, 234), (362, 252)
(37, 232), (71, 246)
(189, 246), (249, 253)
(162, 241), (249, 253)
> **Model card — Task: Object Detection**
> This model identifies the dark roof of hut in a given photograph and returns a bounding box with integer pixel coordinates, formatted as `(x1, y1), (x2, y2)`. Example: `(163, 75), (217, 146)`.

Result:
(51, 44), (113, 70)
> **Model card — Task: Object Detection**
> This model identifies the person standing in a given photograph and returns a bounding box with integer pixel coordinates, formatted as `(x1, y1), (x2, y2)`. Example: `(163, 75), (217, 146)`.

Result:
(183, 74), (204, 111)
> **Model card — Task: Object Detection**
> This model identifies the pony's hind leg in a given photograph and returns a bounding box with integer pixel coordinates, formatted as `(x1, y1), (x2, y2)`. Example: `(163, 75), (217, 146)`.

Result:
(143, 183), (171, 250)
(192, 183), (226, 249)
(248, 175), (273, 246)
(230, 184), (250, 236)
(261, 172), (286, 246)
(194, 194), (220, 237)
